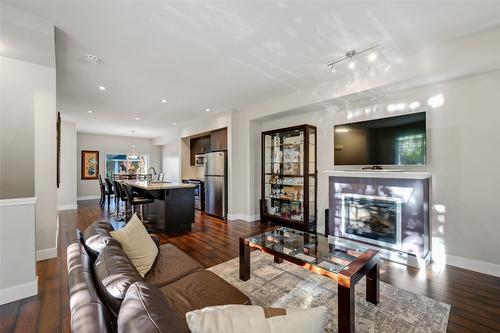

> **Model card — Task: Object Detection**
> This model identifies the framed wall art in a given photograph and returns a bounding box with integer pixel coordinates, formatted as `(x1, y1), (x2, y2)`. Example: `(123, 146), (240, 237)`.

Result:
(81, 150), (99, 180)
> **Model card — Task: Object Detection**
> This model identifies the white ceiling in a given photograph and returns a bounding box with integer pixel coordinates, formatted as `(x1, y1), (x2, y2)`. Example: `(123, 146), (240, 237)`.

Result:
(7, 1), (500, 138)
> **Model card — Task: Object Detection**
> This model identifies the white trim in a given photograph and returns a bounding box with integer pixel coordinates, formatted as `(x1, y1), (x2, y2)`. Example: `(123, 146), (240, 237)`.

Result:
(36, 247), (57, 261)
(0, 277), (38, 306)
(36, 217), (59, 261)
(77, 195), (100, 201)
(323, 170), (432, 179)
(57, 203), (78, 211)
(0, 197), (37, 207)
(228, 213), (260, 222)
(446, 255), (500, 277)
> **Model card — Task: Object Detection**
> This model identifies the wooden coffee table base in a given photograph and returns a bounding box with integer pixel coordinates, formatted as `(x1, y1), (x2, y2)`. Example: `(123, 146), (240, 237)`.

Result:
(338, 262), (379, 333)
(239, 237), (380, 333)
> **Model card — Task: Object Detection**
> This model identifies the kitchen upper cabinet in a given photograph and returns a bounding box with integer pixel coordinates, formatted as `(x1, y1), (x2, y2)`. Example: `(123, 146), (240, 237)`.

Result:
(190, 135), (210, 165)
(210, 128), (227, 151)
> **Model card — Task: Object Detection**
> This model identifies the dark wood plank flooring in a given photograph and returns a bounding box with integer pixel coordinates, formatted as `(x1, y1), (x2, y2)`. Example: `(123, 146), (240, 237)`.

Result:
(1, 199), (499, 333)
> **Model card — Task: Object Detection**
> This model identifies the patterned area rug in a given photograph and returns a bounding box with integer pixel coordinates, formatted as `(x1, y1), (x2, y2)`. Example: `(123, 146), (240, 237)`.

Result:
(208, 251), (450, 333)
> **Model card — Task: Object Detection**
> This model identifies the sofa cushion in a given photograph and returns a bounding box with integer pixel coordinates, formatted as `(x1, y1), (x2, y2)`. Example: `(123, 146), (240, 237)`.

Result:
(117, 282), (189, 333)
(185, 305), (327, 333)
(160, 270), (251, 317)
(93, 245), (143, 319)
(110, 213), (159, 277)
(83, 220), (121, 258)
(145, 243), (203, 287)
(67, 238), (112, 333)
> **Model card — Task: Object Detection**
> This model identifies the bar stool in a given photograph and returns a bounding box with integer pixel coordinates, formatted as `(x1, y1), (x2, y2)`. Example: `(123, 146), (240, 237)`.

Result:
(104, 178), (115, 207)
(122, 184), (155, 224)
(112, 180), (126, 221)
(117, 182), (133, 220)
(98, 175), (108, 206)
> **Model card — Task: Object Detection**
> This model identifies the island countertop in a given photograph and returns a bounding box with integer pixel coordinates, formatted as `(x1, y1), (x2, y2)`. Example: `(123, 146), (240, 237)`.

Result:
(124, 181), (196, 191)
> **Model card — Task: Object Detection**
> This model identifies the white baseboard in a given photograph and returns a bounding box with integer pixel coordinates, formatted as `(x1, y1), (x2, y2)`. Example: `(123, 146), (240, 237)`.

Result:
(0, 277), (38, 305)
(57, 203), (78, 211)
(446, 255), (500, 277)
(36, 247), (57, 261)
(36, 216), (59, 261)
(77, 195), (100, 201)
(227, 213), (260, 222)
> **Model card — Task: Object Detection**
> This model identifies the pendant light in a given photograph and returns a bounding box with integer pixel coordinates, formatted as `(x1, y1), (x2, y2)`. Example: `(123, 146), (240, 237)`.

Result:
(128, 130), (139, 159)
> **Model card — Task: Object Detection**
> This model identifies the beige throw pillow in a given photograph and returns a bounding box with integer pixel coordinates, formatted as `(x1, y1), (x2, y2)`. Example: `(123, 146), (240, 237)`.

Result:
(185, 304), (327, 333)
(110, 213), (158, 277)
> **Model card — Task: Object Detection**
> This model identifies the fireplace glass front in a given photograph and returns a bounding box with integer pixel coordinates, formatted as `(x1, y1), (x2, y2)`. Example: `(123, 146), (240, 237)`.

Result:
(341, 194), (402, 249)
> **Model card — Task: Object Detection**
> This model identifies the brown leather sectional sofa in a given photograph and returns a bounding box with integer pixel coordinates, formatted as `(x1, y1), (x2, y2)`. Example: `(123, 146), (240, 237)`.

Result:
(67, 221), (251, 332)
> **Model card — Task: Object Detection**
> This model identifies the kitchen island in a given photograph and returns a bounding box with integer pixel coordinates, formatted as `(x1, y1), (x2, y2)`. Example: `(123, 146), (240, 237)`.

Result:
(125, 181), (196, 232)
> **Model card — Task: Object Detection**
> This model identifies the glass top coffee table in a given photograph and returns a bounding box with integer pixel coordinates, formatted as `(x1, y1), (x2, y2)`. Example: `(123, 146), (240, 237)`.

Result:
(239, 226), (379, 333)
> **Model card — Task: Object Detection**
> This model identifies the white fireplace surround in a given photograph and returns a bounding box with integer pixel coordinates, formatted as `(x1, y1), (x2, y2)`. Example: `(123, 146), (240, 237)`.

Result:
(323, 170), (432, 179)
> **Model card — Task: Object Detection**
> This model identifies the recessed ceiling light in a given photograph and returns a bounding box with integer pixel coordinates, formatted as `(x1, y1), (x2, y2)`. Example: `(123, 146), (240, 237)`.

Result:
(99, 86), (106, 91)
(161, 99), (167, 103)
(172, 122), (177, 126)
(367, 52), (378, 62)
(134, 117), (141, 120)
(205, 108), (211, 112)
(88, 110), (93, 114)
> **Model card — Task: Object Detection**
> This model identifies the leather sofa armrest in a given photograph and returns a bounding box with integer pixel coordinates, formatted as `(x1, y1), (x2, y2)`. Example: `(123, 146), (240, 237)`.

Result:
(149, 233), (160, 249)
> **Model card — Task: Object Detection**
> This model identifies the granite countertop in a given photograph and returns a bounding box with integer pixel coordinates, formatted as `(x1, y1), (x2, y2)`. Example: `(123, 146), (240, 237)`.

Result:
(125, 181), (196, 190)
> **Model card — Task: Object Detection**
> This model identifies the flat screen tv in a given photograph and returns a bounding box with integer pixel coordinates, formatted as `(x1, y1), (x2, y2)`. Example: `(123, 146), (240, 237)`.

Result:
(334, 112), (426, 166)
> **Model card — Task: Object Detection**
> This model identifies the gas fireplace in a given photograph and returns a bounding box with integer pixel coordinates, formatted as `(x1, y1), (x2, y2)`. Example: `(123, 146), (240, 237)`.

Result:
(340, 193), (402, 250)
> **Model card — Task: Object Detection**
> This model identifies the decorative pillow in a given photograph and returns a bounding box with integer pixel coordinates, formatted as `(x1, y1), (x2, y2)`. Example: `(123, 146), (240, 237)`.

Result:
(110, 213), (159, 277)
(185, 304), (327, 333)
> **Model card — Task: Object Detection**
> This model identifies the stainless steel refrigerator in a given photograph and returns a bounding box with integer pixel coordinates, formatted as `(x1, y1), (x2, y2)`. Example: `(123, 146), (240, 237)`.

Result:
(204, 151), (227, 219)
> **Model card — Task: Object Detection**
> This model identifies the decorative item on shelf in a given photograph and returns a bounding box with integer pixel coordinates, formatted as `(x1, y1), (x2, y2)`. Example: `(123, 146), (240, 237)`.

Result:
(270, 171), (280, 184)
(81, 150), (99, 180)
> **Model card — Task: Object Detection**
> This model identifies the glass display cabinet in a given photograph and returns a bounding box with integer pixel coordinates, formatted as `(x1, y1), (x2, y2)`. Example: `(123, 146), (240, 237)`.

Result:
(261, 124), (317, 232)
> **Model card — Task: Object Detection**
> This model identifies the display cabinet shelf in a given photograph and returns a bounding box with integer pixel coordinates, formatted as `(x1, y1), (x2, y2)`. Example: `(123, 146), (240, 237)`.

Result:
(260, 124), (317, 232)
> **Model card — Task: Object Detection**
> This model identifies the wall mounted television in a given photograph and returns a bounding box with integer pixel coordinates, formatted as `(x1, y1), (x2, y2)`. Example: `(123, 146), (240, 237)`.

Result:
(334, 112), (426, 166)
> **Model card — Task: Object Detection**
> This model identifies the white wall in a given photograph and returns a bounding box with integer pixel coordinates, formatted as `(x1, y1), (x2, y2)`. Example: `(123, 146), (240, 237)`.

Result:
(34, 90), (58, 259)
(77, 132), (162, 199)
(257, 70), (500, 276)
(0, 199), (37, 305)
(0, 3), (57, 303)
(57, 121), (77, 210)
(0, 57), (36, 199)
(161, 142), (180, 182)
(0, 57), (58, 259)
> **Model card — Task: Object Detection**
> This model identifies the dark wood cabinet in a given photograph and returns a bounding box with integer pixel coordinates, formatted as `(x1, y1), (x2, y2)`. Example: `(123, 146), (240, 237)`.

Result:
(210, 128), (227, 151)
(190, 135), (210, 165)
(189, 128), (227, 165)
(260, 124), (317, 232)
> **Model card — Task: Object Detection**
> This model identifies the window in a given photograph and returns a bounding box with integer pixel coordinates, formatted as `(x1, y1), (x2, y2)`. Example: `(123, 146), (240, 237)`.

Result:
(105, 153), (149, 179)
(396, 134), (426, 165)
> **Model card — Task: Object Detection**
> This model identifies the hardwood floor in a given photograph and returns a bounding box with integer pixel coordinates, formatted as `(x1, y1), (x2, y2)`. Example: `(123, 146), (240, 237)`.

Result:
(1, 199), (500, 333)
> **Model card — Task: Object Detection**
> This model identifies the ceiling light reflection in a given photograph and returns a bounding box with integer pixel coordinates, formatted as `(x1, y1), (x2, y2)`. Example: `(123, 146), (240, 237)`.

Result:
(427, 94), (444, 108)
